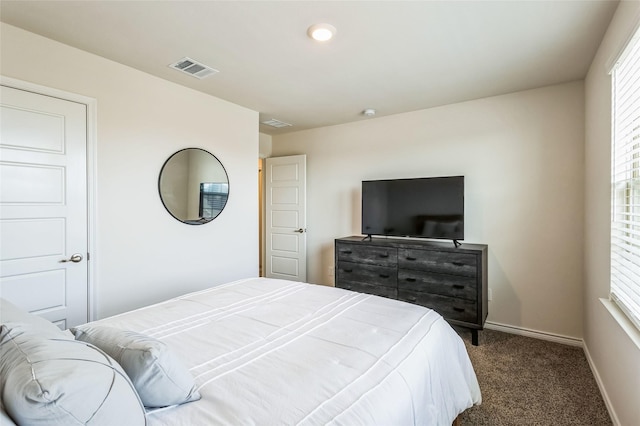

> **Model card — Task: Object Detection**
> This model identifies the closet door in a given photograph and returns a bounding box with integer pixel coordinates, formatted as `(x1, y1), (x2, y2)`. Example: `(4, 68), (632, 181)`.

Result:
(0, 85), (88, 328)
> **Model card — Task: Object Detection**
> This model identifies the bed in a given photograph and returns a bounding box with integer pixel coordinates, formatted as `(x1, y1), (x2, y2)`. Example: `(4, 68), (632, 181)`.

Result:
(1, 277), (481, 425)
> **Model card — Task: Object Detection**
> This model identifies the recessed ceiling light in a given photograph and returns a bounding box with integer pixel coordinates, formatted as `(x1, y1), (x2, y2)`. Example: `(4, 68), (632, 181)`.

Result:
(363, 108), (376, 117)
(307, 23), (337, 42)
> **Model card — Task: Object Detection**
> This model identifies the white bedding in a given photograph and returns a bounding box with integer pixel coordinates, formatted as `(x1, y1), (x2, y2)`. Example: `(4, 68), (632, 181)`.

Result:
(94, 277), (481, 425)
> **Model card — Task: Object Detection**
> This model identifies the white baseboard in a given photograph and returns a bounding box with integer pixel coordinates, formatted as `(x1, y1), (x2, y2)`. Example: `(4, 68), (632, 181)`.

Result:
(484, 321), (584, 347)
(582, 343), (621, 426)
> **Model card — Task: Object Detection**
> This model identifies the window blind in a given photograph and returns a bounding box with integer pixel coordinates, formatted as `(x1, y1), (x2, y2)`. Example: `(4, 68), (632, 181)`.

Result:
(611, 25), (640, 331)
(199, 182), (229, 218)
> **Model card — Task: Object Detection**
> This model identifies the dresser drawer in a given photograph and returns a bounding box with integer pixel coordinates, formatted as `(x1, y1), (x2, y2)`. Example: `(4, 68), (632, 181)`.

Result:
(336, 243), (397, 267)
(337, 261), (397, 288)
(336, 280), (398, 299)
(398, 270), (476, 300)
(398, 249), (477, 277)
(398, 290), (477, 323)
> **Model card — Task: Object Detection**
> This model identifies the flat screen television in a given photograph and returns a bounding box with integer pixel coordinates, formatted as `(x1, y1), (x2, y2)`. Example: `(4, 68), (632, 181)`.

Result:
(361, 176), (464, 242)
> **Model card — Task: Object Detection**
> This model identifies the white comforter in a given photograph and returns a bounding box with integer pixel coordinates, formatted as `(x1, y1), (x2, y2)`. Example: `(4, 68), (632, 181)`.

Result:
(95, 277), (481, 425)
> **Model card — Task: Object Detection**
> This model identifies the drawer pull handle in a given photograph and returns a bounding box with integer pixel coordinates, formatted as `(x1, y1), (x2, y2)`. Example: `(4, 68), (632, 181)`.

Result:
(344, 269), (353, 273)
(379, 274), (390, 278)
(406, 256), (417, 261)
(342, 250), (353, 255)
(453, 307), (465, 312)
(379, 253), (389, 258)
(452, 285), (464, 289)
(452, 261), (464, 266)
(405, 278), (416, 282)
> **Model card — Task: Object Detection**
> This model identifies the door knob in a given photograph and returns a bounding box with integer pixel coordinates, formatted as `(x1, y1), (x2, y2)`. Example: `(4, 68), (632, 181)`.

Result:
(294, 228), (305, 233)
(60, 253), (83, 263)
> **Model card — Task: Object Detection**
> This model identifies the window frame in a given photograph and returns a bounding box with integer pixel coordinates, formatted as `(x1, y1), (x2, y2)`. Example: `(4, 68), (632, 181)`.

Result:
(610, 23), (640, 332)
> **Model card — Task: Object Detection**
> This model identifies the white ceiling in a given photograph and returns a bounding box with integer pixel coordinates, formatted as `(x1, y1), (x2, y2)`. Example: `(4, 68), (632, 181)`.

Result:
(0, 1), (619, 135)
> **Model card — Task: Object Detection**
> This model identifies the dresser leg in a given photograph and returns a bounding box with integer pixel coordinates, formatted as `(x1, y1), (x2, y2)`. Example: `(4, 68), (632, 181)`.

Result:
(471, 329), (479, 346)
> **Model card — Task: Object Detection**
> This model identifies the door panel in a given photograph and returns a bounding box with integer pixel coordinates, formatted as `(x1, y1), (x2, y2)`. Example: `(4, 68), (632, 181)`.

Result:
(1, 105), (66, 152)
(0, 163), (65, 202)
(271, 234), (298, 252)
(265, 155), (306, 282)
(272, 210), (299, 227)
(1, 271), (67, 312)
(271, 256), (299, 277)
(0, 218), (65, 260)
(0, 85), (88, 328)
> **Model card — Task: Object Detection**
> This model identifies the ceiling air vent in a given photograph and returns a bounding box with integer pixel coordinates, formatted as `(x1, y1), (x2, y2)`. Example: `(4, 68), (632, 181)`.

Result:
(261, 118), (293, 128)
(169, 57), (219, 79)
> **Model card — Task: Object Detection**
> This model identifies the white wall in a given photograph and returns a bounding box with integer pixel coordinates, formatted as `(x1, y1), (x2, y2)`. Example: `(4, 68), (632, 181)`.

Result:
(0, 23), (259, 318)
(272, 82), (585, 339)
(259, 132), (273, 158)
(584, 2), (640, 425)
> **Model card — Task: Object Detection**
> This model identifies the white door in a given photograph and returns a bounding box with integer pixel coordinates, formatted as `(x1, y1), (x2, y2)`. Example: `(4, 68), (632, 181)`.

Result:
(0, 85), (88, 329)
(265, 155), (307, 282)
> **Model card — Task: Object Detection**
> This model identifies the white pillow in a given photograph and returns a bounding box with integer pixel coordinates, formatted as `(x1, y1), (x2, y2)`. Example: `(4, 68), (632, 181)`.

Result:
(72, 325), (201, 408)
(0, 322), (145, 426)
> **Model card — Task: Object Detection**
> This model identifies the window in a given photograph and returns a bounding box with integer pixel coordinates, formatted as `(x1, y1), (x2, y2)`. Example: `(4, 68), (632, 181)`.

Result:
(611, 25), (640, 331)
(199, 182), (229, 218)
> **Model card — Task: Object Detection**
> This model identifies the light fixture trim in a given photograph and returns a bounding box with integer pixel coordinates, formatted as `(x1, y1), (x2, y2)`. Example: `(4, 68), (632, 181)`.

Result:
(363, 108), (376, 117)
(307, 23), (337, 42)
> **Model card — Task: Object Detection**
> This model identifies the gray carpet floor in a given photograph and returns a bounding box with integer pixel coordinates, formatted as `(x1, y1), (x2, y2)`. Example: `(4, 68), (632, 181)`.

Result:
(456, 328), (612, 426)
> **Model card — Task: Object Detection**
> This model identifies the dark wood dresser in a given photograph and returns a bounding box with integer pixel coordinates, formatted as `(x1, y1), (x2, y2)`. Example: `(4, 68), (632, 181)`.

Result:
(335, 236), (488, 345)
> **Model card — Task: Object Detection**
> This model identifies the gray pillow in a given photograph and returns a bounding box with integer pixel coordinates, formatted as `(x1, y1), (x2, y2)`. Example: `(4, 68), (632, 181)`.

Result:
(0, 322), (145, 426)
(0, 397), (17, 426)
(72, 325), (200, 408)
(0, 298), (70, 338)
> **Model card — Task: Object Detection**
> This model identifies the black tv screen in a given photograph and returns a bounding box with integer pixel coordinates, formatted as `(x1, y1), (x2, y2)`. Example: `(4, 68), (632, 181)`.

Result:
(361, 176), (464, 241)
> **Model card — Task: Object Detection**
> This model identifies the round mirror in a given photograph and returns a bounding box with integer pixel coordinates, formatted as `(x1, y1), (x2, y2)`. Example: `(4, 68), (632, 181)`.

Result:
(158, 148), (229, 225)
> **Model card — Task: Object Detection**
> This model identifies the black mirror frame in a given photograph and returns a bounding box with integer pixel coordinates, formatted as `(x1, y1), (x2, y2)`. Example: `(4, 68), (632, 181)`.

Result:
(158, 148), (229, 225)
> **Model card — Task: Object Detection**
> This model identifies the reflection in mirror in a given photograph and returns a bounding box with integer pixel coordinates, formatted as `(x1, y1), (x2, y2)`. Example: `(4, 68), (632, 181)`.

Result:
(159, 148), (229, 225)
